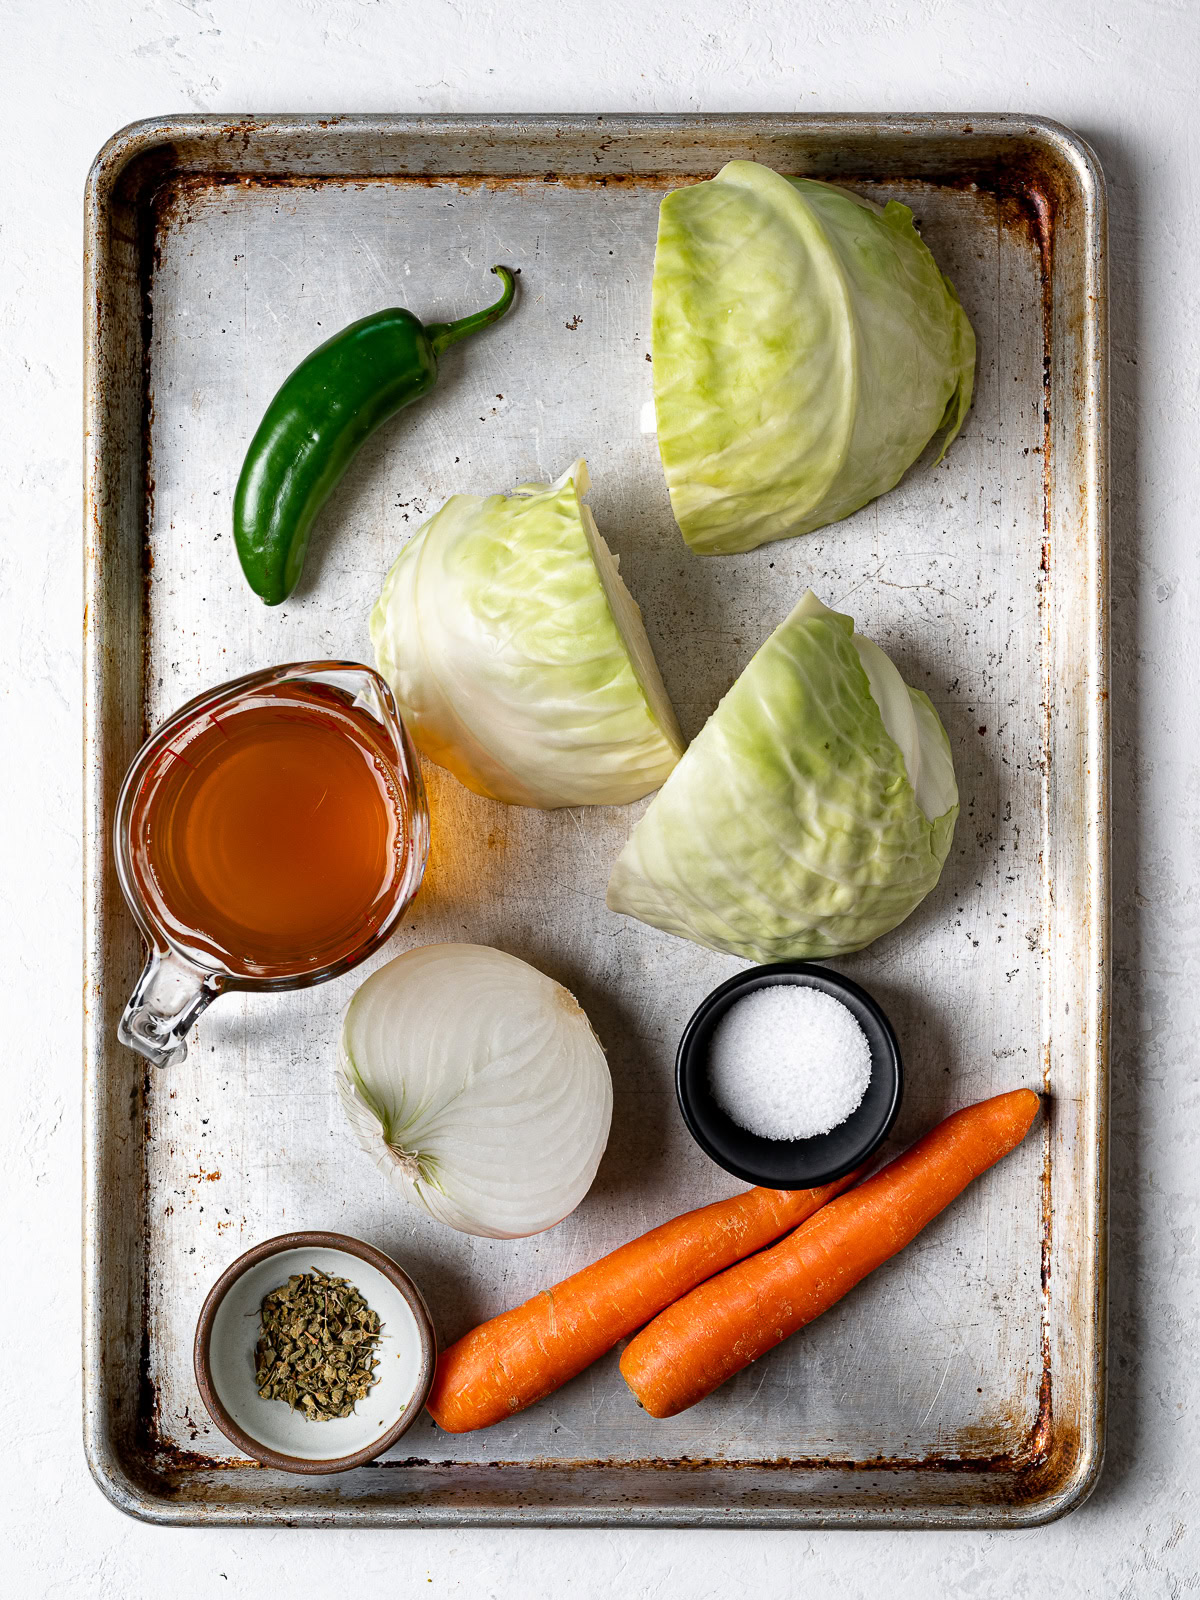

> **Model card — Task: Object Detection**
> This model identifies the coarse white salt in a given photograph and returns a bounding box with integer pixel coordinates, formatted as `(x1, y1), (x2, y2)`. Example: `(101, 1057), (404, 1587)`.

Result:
(707, 984), (872, 1141)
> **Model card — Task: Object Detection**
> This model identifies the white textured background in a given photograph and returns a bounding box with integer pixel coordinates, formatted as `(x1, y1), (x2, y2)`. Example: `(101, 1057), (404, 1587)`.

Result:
(2, 0), (1195, 1593)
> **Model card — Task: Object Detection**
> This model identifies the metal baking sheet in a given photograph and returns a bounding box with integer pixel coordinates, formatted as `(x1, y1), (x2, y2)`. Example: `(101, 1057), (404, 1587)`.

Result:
(83, 113), (1108, 1527)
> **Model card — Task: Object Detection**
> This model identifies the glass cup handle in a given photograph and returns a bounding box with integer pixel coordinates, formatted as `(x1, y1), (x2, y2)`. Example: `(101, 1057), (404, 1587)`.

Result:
(119, 948), (222, 1068)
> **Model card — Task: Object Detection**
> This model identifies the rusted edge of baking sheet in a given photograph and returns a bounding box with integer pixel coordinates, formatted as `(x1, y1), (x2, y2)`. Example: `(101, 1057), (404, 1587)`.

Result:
(83, 112), (1108, 1528)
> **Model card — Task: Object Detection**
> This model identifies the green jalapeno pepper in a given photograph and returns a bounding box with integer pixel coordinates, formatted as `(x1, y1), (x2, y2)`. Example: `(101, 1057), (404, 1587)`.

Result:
(233, 265), (516, 605)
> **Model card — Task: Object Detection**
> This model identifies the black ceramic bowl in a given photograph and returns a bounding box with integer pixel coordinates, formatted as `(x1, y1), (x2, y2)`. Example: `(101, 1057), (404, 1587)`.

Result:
(676, 961), (902, 1188)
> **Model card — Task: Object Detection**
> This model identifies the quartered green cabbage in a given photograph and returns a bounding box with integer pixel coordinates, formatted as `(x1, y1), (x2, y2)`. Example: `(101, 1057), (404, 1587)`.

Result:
(606, 592), (958, 960)
(652, 161), (976, 555)
(370, 459), (684, 809)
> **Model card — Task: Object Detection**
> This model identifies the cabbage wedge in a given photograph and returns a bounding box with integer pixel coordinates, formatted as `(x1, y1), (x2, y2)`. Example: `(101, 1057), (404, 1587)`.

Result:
(370, 459), (684, 809)
(606, 592), (958, 960)
(652, 161), (976, 555)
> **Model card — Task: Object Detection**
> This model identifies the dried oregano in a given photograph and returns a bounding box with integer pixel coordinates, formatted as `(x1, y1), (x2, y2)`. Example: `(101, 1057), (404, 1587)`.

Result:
(255, 1268), (382, 1421)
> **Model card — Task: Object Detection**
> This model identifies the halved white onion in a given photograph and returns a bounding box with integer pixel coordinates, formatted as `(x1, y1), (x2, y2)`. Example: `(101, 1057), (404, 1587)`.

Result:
(337, 944), (612, 1239)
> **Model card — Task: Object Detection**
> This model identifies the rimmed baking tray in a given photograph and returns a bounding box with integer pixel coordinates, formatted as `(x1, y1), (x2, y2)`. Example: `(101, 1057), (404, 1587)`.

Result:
(83, 113), (1108, 1527)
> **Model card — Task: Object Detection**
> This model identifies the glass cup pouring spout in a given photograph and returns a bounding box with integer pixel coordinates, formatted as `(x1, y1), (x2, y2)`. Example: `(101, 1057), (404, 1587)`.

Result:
(114, 661), (429, 1069)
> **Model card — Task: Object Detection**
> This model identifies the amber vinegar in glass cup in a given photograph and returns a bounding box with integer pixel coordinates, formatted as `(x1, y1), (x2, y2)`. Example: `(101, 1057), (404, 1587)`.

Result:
(114, 662), (429, 1067)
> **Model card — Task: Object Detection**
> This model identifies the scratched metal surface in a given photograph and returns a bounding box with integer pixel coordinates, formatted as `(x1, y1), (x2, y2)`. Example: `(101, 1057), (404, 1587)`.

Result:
(83, 115), (1108, 1526)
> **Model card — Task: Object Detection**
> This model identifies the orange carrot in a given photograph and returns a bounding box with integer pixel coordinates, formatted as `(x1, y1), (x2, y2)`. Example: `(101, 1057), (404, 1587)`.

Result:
(620, 1088), (1041, 1419)
(427, 1171), (864, 1433)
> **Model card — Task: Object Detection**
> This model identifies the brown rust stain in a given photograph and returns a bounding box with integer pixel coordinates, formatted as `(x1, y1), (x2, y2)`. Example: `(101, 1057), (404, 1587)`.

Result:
(372, 1377), (1060, 1492)
(134, 1329), (251, 1484)
(220, 118), (266, 153)
(145, 167), (705, 226)
(1040, 1095), (1055, 1291)
(142, 161), (1071, 216)
(379, 1327), (1063, 1502)
(138, 178), (165, 738)
(133, 1389), (1067, 1505)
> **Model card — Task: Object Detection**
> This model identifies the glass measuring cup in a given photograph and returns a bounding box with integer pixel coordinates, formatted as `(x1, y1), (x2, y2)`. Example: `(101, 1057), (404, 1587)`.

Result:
(114, 661), (429, 1067)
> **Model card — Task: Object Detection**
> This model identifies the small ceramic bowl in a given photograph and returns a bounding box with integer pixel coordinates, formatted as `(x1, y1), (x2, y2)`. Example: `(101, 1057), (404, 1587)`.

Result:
(676, 961), (903, 1189)
(194, 1231), (435, 1474)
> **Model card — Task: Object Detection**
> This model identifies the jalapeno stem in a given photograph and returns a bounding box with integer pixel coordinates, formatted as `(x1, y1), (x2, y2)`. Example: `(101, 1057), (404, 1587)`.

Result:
(427, 265), (517, 356)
